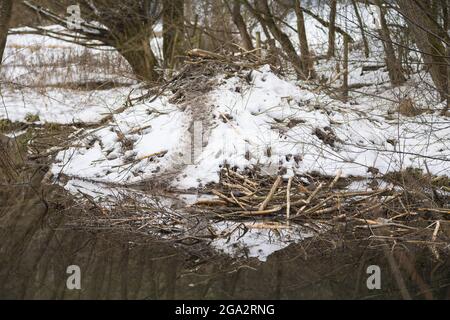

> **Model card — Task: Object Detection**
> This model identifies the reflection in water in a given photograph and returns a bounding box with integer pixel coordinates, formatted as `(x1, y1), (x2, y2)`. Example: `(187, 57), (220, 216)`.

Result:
(0, 184), (449, 300)
(210, 220), (317, 261)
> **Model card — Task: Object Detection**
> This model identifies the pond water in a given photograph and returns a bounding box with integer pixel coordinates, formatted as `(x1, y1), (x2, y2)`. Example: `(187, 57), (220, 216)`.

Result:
(1, 183), (449, 300)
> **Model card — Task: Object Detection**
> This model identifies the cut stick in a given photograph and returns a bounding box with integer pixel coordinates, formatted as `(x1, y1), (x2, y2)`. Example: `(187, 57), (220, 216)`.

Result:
(303, 195), (334, 215)
(222, 182), (254, 196)
(328, 169), (342, 189)
(259, 176), (283, 211)
(417, 208), (450, 214)
(227, 170), (258, 188)
(194, 199), (227, 206)
(212, 190), (238, 205)
(230, 191), (248, 212)
(240, 206), (283, 216)
(187, 48), (227, 60)
(290, 205), (339, 220)
(296, 182), (324, 215)
(286, 177), (293, 220)
(432, 221), (440, 242)
(431, 220), (441, 260)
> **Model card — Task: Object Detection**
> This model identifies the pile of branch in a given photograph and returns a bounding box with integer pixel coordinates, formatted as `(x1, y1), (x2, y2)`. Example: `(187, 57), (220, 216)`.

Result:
(194, 169), (449, 228)
(186, 48), (268, 69)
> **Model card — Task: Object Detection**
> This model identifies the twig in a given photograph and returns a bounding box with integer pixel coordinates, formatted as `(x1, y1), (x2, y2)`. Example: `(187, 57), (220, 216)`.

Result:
(296, 182), (324, 215)
(259, 176), (282, 211)
(328, 169), (342, 189)
(286, 176), (293, 220)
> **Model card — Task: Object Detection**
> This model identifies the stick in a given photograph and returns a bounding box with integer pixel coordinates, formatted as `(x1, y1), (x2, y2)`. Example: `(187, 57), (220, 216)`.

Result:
(222, 182), (254, 196)
(227, 170), (258, 188)
(212, 190), (237, 205)
(240, 206), (283, 216)
(286, 176), (293, 220)
(290, 205), (339, 220)
(329, 169), (342, 189)
(187, 48), (227, 60)
(303, 195), (334, 215)
(431, 220), (441, 260)
(230, 191), (249, 212)
(194, 199), (227, 206)
(296, 182), (324, 215)
(432, 220), (440, 242)
(259, 176), (282, 211)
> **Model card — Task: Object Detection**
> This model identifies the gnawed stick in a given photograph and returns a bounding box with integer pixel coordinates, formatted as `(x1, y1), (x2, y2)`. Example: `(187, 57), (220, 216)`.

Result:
(230, 191), (249, 212)
(286, 177), (293, 220)
(212, 190), (238, 205)
(296, 182), (324, 215)
(417, 208), (450, 214)
(329, 169), (342, 189)
(259, 176), (282, 211)
(303, 195), (334, 215)
(187, 48), (227, 60)
(290, 205), (339, 220)
(195, 199), (227, 206)
(227, 170), (258, 188)
(240, 206), (283, 216)
(430, 220), (441, 260)
(222, 182), (254, 196)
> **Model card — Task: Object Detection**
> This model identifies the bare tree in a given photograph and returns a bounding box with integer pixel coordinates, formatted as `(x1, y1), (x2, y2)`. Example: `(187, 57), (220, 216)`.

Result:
(327, 0), (337, 58)
(294, 0), (316, 79)
(229, 0), (254, 51)
(376, 0), (406, 86)
(23, 0), (162, 82)
(397, 0), (448, 100)
(351, 0), (370, 58)
(443, 0), (450, 114)
(0, 0), (13, 64)
(244, 0), (307, 79)
(163, 0), (185, 68)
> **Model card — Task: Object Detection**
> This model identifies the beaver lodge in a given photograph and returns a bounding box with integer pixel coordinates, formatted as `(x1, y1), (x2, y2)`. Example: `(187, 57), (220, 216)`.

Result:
(0, 0), (449, 299)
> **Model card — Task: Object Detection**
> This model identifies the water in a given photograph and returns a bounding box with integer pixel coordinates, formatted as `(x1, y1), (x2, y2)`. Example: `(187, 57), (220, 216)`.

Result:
(1, 183), (449, 300)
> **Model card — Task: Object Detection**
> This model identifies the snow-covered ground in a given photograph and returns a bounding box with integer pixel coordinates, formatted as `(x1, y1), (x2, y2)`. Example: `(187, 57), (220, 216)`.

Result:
(47, 65), (448, 188)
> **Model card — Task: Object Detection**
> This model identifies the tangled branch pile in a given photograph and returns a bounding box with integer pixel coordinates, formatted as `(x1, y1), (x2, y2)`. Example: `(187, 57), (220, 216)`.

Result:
(194, 169), (449, 234)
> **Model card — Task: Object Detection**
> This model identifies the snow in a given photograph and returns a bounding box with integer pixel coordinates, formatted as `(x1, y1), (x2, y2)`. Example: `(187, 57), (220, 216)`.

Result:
(45, 63), (448, 190)
(51, 97), (190, 183)
(0, 86), (132, 124)
(210, 221), (317, 261)
(175, 66), (449, 188)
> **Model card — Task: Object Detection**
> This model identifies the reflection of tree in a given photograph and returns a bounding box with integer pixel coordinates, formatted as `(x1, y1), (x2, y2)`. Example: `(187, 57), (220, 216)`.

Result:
(0, 0), (13, 63)
(0, 181), (448, 299)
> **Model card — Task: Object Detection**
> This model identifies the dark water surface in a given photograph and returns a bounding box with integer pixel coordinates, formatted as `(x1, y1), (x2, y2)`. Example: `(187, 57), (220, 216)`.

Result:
(1, 183), (449, 300)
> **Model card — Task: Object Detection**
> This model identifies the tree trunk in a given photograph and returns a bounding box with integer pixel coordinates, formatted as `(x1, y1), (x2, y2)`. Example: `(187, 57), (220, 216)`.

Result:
(444, 0), (450, 114)
(116, 37), (160, 83)
(0, 0), (13, 64)
(376, 0), (406, 86)
(294, 0), (316, 79)
(397, 0), (448, 100)
(352, 0), (370, 58)
(163, 0), (185, 68)
(342, 35), (349, 102)
(232, 0), (254, 51)
(245, 0), (306, 79)
(327, 0), (337, 58)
